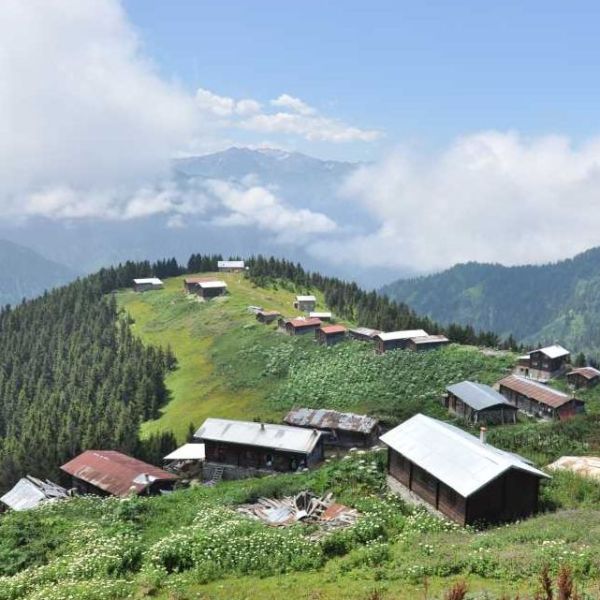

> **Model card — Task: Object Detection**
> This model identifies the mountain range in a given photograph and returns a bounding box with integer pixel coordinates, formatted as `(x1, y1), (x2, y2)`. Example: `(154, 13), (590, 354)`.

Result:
(381, 246), (600, 356)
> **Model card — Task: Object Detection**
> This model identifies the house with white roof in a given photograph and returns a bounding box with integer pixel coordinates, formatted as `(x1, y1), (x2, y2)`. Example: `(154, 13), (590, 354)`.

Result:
(195, 280), (228, 299)
(515, 344), (570, 381)
(375, 329), (428, 353)
(217, 260), (245, 272)
(132, 277), (164, 292)
(194, 418), (324, 476)
(380, 414), (549, 525)
(294, 295), (317, 312)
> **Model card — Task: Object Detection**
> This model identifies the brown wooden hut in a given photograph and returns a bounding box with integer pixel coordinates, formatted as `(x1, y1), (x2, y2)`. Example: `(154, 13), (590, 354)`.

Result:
(567, 367), (600, 389)
(444, 381), (518, 424)
(375, 329), (428, 354)
(514, 345), (570, 382)
(408, 335), (450, 352)
(381, 414), (549, 525)
(278, 317), (322, 336)
(256, 310), (281, 324)
(316, 324), (347, 346)
(195, 280), (228, 299)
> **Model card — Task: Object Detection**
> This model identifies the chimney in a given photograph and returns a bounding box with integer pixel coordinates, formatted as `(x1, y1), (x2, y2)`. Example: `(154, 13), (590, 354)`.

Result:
(480, 427), (487, 444)
(260, 422), (265, 430)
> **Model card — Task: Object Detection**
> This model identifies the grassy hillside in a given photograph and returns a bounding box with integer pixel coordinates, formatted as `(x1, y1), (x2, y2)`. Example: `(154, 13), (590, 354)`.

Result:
(381, 246), (600, 357)
(117, 273), (515, 441)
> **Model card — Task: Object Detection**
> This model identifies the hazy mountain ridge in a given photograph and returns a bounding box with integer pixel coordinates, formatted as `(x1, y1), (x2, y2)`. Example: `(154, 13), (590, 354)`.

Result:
(0, 239), (77, 305)
(381, 246), (600, 356)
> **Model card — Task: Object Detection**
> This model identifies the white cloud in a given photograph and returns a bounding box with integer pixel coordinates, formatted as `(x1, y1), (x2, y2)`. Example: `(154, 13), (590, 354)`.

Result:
(311, 131), (600, 270)
(195, 89), (381, 144)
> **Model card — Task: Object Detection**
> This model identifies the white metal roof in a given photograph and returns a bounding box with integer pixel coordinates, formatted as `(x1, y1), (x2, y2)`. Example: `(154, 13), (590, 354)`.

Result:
(377, 329), (428, 342)
(218, 260), (245, 268)
(380, 414), (548, 497)
(164, 443), (206, 461)
(447, 381), (514, 411)
(310, 312), (332, 318)
(0, 476), (68, 511)
(349, 327), (381, 337)
(529, 344), (570, 359)
(195, 418), (322, 454)
(296, 295), (316, 302)
(198, 280), (227, 289)
(133, 278), (163, 286)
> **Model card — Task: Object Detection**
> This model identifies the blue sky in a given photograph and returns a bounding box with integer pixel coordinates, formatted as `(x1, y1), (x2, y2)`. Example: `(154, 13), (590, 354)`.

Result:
(123, 0), (600, 160)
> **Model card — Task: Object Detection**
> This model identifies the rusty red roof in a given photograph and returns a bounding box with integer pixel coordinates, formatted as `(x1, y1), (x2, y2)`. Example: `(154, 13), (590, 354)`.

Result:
(60, 450), (178, 497)
(320, 325), (347, 335)
(568, 367), (600, 380)
(289, 317), (322, 328)
(498, 375), (577, 409)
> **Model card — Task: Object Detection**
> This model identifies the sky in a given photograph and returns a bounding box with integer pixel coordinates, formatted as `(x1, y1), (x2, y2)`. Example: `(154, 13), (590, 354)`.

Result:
(3, 0), (600, 275)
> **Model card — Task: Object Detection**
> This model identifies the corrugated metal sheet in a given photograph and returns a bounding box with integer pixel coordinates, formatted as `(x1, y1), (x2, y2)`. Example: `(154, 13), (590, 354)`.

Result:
(320, 325), (347, 335)
(184, 277), (216, 284)
(133, 278), (163, 286)
(411, 335), (450, 345)
(164, 443), (206, 461)
(568, 367), (600, 380)
(310, 312), (332, 319)
(498, 375), (574, 408)
(380, 414), (548, 498)
(349, 327), (381, 338)
(195, 418), (322, 454)
(529, 345), (570, 359)
(284, 408), (378, 434)
(377, 329), (428, 342)
(0, 476), (68, 511)
(60, 451), (178, 498)
(447, 381), (515, 411)
(290, 317), (322, 328)
(198, 280), (227, 289)
(547, 456), (600, 480)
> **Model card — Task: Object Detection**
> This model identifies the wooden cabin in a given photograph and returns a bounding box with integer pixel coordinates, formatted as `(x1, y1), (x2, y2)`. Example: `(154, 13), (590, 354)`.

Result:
(217, 260), (245, 272)
(567, 367), (600, 389)
(195, 280), (228, 299)
(443, 381), (518, 424)
(294, 295), (316, 312)
(375, 329), (428, 354)
(132, 277), (163, 292)
(194, 418), (324, 475)
(498, 374), (584, 420)
(316, 324), (347, 346)
(60, 450), (178, 497)
(348, 327), (382, 342)
(256, 310), (281, 324)
(278, 317), (322, 336)
(183, 277), (216, 293)
(408, 335), (450, 352)
(284, 408), (379, 447)
(381, 414), (549, 525)
(514, 345), (570, 382)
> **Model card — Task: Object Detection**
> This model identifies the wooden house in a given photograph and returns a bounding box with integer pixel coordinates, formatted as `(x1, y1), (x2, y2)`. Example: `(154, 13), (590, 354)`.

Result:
(183, 277), (216, 293)
(284, 408), (379, 447)
(381, 414), (549, 525)
(60, 450), (178, 498)
(195, 280), (228, 299)
(348, 327), (382, 342)
(217, 260), (245, 272)
(256, 309), (281, 324)
(194, 418), (324, 475)
(278, 317), (322, 336)
(132, 277), (163, 292)
(514, 345), (570, 382)
(408, 335), (450, 352)
(375, 329), (428, 354)
(294, 295), (316, 312)
(316, 324), (347, 346)
(443, 381), (518, 424)
(498, 374), (584, 420)
(0, 476), (68, 512)
(567, 367), (600, 389)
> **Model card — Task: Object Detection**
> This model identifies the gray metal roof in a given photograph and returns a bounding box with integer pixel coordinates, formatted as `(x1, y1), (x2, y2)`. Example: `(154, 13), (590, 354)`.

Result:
(195, 418), (322, 454)
(164, 443), (206, 461)
(446, 381), (515, 411)
(218, 260), (245, 268)
(284, 408), (379, 434)
(296, 295), (316, 302)
(529, 344), (570, 359)
(0, 476), (68, 511)
(133, 278), (163, 286)
(380, 414), (549, 498)
(349, 327), (381, 337)
(377, 329), (428, 342)
(198, 280), (227, 289)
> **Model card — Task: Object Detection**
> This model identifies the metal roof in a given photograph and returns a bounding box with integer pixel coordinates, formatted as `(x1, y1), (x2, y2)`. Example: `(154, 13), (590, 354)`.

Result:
(320, 325), (347, 335)
(568, 367), (600, 380)
(547, 456), (600, 480)
(411, 335), (450, 344)
(195, 418), (322, 454)
(380, 414), (548, 498)
(60, 450), (178, 498)
(529, 344), (570, 359)
(218, 260), (245, 268)
(284, 408), (379, 434)
(296, 295), (316, 302)
(498, 375), (575, 409)
(0, 476), (68, 511)
(133, 278), (163, 286)
(289, 317), (322, 328)
(349, 327), (382, 338)
(310, 312), (332, 318)
(164, 443), (206, 461)
(446, 381), (516, 411)
(376, 329), (428, 342)
(198, 280), (227, 289)
(184, 277), (216, 284)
